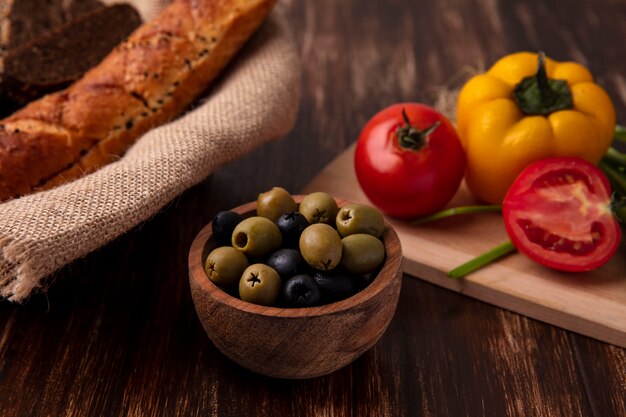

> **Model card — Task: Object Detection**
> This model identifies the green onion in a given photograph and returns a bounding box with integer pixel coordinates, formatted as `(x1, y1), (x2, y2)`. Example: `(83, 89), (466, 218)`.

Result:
(411, 205), (501, 225)
(448, 240), (517, 278)
(614, 125), (626, 144)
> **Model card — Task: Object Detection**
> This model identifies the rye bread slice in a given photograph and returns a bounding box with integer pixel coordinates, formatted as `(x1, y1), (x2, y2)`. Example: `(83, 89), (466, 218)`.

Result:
(1, 3), (142, 105)
(0, 0), (104, 51)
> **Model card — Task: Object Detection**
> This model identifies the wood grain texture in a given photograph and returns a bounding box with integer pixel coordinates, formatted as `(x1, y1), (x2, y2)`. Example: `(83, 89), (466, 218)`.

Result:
(1, 0), (626, 416)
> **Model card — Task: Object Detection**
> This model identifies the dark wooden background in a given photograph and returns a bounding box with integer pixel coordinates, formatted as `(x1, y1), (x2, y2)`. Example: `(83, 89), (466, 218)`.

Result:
(2, 0), (626, 416)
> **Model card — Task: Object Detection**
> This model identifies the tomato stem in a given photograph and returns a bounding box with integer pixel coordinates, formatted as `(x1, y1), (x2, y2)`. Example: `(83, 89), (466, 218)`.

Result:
(411, 205), (501, 225)
(447, 240), (517, 279)
(397, 108), (441, 150)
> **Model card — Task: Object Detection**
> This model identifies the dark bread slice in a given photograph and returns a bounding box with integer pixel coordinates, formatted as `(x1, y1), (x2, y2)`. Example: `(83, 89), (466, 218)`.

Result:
(0, 0), (104, 51)
(1, 3), (142, 105)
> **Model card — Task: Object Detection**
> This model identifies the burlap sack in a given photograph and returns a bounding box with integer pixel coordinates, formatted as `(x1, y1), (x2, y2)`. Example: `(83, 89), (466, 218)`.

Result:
(0, 1), (301, 302)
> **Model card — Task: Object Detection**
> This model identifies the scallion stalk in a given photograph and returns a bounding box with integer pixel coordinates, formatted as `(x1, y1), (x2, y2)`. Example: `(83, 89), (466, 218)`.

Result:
(447, 240), (517, 278)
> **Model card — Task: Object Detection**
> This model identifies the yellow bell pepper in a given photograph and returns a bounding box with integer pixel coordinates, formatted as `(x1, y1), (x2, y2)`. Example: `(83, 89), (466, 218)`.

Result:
(456, 51), (616, 204)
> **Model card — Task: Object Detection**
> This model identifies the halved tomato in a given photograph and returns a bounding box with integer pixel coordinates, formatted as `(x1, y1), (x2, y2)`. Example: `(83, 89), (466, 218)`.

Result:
(502, 157), (621, 272)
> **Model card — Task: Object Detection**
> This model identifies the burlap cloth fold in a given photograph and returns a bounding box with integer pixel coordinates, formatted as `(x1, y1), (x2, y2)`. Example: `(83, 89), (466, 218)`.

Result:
(0, 0), (301, 302)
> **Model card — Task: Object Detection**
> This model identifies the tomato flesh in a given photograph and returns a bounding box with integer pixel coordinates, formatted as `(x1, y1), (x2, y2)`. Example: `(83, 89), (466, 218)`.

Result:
(503, 157), (621, 272)
(516, 219), (603, 256)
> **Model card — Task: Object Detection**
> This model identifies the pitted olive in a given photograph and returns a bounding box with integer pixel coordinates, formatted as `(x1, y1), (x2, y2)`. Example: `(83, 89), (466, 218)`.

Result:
(298, 192), (339, 225)
(232, 216), (282, 258)
(211, 211), (244, 246)
(256, 187), (297, 222)
(239, 264), (281, 306)
(283, 274), (322, 307)
(340, 233), (385, 274)
(204, 246), (249, 287)
(336, 204), (385, 238)
(299, 223), (342, 270)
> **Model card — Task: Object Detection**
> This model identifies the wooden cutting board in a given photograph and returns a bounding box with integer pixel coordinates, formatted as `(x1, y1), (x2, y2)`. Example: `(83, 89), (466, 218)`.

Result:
(303, 144), (626, 348)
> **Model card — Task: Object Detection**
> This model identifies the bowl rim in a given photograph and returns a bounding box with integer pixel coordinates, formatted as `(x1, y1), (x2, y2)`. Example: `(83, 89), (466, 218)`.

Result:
(188, 195), (403, 318)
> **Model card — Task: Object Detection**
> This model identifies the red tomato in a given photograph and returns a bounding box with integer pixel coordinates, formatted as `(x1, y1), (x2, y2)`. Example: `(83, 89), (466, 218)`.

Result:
(503, 157), (622, 272)
(354, 103), (466, 218)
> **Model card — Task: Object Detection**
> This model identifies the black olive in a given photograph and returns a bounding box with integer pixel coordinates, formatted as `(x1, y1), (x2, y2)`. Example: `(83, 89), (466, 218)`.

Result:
(276, 211), (309, 248)
(283, 275), (321, 307)
(266, 248), (304, 280)
(312, 269), (359, 304)
(212, 211), (243, 246)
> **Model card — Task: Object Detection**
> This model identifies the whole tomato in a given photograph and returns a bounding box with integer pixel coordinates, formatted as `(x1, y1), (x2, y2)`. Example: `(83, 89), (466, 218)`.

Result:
(354, 103), (466, 218)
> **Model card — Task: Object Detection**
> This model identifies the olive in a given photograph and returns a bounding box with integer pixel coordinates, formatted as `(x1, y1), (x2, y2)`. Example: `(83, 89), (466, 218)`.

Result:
(256, 187), (297, 222)
(204, 246), (249, 287)
(340, 233), (385, 274)
(211, 211), (243, 246)
(276, 211), (309, 248)
(336, 204), (385, 238)
(232, 216), (282, 258)
(298, 192), (339, 225)
(266, 248), (305, 280)
(239, 264), (281, 306)
(299, 223), (342, 270)
(360, 271), (378, 288)
(283, 274), (322, 307)
(312, 269), (359, 303)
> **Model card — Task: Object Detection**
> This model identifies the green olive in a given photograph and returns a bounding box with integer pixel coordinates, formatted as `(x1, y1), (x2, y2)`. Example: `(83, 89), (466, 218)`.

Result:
(204, 246), (249, 287)
(299, 223), (342, 270)
(256, 187), (297, 222)
(340, 233), (385, 274)
(239, 264), (281, 306)
(232, 216), (282, 258)
(336, 204), (385, 238)
(298, 192), (339, 225)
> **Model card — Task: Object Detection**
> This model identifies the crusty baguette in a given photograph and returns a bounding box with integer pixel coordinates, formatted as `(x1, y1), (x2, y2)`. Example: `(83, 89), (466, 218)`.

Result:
(0, 0), (276, 201)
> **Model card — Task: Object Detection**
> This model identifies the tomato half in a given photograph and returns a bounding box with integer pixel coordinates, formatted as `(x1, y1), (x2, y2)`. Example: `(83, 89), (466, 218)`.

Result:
(503, 157), (621, 272)
(354, 103), (466, 218)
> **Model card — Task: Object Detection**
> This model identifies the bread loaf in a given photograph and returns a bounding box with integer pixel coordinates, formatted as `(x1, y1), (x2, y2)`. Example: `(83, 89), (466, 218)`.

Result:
(0, 0), (276, 201)
(1, 3), (142, 106)
(0, 0), (105, 114)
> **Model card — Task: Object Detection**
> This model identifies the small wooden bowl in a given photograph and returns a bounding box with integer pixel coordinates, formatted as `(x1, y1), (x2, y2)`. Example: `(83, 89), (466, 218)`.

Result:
(188, 196), (403, 379)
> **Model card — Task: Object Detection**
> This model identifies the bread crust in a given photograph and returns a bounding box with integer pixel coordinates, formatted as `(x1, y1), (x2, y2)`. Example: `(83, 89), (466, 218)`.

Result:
(0, 0), (276, 201)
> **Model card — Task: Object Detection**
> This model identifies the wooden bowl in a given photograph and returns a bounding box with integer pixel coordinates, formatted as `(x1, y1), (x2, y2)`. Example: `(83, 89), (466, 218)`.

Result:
(188, 196), (403, 379)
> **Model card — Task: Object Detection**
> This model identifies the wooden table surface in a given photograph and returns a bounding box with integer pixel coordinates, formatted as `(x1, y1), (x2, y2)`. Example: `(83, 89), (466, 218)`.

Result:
(2, 0), (626, 416)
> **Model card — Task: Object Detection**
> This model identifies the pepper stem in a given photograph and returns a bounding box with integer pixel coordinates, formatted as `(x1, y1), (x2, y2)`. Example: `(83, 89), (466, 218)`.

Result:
(536, 52), (552, 102)
(448, 240), (517, 279)
(513, 51), (573, 116)
(397, 108), (441, 150)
